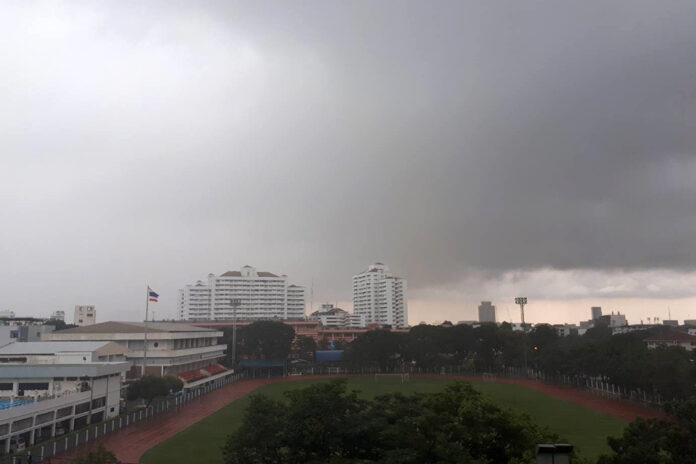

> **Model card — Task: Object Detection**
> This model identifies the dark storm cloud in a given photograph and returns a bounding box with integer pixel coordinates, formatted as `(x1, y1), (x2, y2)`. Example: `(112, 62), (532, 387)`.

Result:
(2, 1), (696, 317)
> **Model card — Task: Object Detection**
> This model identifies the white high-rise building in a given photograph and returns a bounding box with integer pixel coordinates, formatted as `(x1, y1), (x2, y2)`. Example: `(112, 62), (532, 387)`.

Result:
(352, 263), (408, 328)
(178, 265), (306, 321)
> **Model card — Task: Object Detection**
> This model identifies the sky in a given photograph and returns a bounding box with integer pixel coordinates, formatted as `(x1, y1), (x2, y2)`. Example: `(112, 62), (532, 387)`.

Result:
(2, 1), (696, 326)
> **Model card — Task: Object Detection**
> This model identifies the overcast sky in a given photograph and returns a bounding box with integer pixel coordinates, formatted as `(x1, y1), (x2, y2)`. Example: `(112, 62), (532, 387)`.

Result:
(2, 1), (696, 325)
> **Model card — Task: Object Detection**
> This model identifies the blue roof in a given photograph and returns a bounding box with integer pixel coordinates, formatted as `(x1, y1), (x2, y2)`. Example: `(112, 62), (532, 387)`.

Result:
(315, 350), (344, 362)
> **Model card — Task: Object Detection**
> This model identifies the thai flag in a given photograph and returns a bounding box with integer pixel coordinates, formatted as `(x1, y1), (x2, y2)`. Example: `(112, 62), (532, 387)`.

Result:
(148, 287), (159, 302)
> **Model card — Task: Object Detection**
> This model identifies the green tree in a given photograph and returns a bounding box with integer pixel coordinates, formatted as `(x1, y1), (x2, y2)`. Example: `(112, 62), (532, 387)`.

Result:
(222, 380), (556, 464)
(70, 444), (119, 464)
(598, 398), (696, 464)
(43, 319), (77, 331)
(127, 375), (183, 406)
(294, 335), (317, 359)
(236, 321), (296, 361)
(344, 329), (406, 371)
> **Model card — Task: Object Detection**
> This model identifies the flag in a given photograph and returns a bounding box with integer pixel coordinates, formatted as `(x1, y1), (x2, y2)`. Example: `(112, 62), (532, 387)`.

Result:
(148, 287), (159, 302)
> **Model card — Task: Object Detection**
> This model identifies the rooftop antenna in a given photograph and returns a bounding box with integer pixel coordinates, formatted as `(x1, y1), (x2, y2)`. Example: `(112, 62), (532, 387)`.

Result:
(668, 307), (672, 321)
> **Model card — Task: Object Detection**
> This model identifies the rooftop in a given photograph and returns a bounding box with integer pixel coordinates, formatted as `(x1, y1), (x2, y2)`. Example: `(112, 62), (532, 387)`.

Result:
(54, 321), (213, 334)
(0, 341), (117, 355)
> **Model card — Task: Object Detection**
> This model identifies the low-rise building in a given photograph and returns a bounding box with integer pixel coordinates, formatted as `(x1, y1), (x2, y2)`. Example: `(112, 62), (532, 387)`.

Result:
(309, 304), (350, 327)
(644, 331), (696, 351)
(553, 324), (579, 337)
(611, 324), (658, 335)
(308, 304), (366, 328)
(44, 322), (226, 381)
(0, 319), (55, 346)
(0, 341), (130, 454)
(50, 311), (65, 322)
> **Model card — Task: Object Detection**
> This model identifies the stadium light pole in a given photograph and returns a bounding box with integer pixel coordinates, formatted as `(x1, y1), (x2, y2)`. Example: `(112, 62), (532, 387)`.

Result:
(230, 299), (241, 369)
(515, 297), (528, 377)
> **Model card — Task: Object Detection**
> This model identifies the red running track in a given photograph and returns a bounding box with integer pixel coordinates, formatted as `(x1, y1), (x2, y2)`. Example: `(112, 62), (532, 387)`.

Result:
(58, 375), (665, 463)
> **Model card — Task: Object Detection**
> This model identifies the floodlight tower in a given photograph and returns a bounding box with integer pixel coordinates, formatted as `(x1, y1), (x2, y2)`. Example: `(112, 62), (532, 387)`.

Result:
(515, 297), (529, 377)
(230, 299), (241, 368)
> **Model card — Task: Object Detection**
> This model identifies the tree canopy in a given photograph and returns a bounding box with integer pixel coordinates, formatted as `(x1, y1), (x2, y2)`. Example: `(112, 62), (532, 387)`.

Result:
(345, 323), (696, 400)
(70, 444), (119, 464)
(127, 375), (183, 406)
(232, 320), (295, 361)
(222, 379), (556, 464)
(598, 398), (696, 464)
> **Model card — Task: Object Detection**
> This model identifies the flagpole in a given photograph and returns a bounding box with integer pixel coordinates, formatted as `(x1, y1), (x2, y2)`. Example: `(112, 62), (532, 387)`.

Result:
(143, 285), (149, 377)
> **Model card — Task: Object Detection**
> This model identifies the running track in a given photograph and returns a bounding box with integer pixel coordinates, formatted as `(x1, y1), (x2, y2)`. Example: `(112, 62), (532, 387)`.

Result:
(58, 375), (666, 463)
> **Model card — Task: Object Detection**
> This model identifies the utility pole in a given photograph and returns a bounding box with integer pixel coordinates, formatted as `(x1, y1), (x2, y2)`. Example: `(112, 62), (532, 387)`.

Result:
(230, 299), (241, 369)
(515, 297), (528, 377)
(143, 286), (150, 377)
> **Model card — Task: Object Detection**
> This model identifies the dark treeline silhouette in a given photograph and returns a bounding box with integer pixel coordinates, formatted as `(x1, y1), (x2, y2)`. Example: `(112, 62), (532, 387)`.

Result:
(344, 323), (696, 401)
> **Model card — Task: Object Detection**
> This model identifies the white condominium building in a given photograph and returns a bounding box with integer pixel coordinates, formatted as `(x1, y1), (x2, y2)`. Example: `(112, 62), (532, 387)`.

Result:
(178, 265), (306, 321)
(352, 263), (408, 328)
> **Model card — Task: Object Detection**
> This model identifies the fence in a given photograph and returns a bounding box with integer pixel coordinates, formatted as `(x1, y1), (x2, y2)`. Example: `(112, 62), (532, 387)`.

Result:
(0, 372), (245, 464)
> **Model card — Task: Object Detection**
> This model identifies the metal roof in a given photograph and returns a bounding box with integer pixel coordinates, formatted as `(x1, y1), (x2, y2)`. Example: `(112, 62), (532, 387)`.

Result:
(54, 321), (213, 334)
(0, 341), (114, 355)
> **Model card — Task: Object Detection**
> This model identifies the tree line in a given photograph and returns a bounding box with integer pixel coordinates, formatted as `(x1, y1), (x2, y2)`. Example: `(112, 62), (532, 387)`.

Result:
(344, 323), (696, 400)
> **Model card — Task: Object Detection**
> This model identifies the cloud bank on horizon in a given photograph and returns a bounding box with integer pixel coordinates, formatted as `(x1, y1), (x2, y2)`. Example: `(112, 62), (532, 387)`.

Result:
(2, 1), (696, 319)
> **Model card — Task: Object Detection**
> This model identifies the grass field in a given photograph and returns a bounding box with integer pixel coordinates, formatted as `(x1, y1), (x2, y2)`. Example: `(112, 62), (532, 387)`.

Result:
(140, 376), (627, 464)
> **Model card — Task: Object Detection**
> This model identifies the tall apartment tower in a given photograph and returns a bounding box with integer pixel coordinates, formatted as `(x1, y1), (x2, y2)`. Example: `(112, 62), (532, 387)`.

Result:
(74, 306), (96, 326)
(478, 301), (496, 323)
(177, 265), (305, 321)
(591, 306), (602, 320)
(352, 263), (408, 328)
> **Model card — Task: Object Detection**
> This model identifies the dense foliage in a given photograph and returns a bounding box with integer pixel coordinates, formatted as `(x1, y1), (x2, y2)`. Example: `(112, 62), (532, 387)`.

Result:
(70, 445), (119, 464)
(222, 321), (295, 365)
(222, 380), (556, 464)
(127, 375), (183, 406)
(598, 399), (696, 464)
(344, 324), (696, 400)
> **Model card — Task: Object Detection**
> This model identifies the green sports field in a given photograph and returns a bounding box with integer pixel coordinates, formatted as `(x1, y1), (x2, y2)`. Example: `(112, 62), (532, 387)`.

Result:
(140, 377), (627, 464)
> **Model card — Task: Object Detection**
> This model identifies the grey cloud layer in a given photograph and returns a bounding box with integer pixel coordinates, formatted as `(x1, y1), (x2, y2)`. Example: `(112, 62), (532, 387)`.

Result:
(2, 1), (696, 315)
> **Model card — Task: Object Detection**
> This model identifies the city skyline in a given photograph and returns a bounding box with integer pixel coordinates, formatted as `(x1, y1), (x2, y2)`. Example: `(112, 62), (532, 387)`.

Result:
(3, 2), (696, 327)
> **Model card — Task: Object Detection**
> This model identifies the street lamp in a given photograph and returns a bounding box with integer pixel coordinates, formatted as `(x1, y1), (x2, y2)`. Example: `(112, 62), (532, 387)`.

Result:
(515, 297), (528, 377)
(230, 299), (241, 368)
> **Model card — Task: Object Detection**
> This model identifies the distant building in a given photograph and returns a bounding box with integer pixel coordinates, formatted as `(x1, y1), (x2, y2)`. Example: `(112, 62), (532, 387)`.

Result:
(597, 312), (627, 328)
(478, 301), (496, 323)
(74, 306), (96, 326)
(177, 265), (305, 321)
(309, 304), (351, 327)
(353, 263), (408, 328)
(553, 324), (579, 337)
(663, 320), (679, 327)
(644, 331), (696, 351)
(684, 319), (696, 327)
(0, 319), (55, 345)
(612, 324), (657, 335)
(309, 304), (367, 328)
(50, 311), (65, 322)
(0, 311), (15, 319)
(591, 307), (602, 320)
